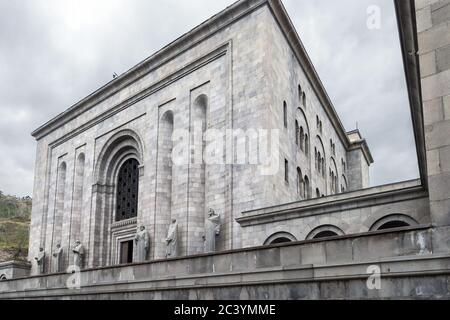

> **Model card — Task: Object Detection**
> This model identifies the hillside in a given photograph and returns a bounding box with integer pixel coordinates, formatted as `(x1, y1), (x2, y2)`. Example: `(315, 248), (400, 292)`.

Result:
(0, 191), (31, 262)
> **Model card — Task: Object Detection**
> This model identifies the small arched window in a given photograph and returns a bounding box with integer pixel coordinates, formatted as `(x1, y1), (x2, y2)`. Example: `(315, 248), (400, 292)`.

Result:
(284, 159), (289, 183)
(300, 127), (305, 151)
(305, 134), (309, 155)
(264, 232), (297, 245)
(314, 230), (338, 239)
(378, 221), (410, 230)
(283, 101), (288, 128)
(0, 274), (6, 281)
(304, 176), (310, 199)
(369, 214), (419, 231)
(314, 148), (318, 170)
(298, 85), (302, 103)
(297, 167), (303, 199)
(306, 225), (345, 240)
(295, 121), (299, 146)
(316, 188), (321, 198)
(317, 152), (322, 173)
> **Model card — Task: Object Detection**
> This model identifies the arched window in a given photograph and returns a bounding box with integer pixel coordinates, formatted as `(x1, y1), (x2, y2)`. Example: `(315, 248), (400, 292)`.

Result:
(316, 188), (320, 198)
(369, 214), (419, 231)
(314, 148), (318, 170)
(0, 274), (6, 281)
(295, 121), (299, 146)
(314, 230), (338, 239)
(71, 153), (86, 248)
(322, 157), (326, 177)
(53, 161), (67, 249)
(264, 232), (297, 245)
(297, 168), (303, 199)
(304, 176), (310, 199)
(305, 134), (309, 155)
(378, 221), (410, 230)
(317, 155), (321, 172)
(298, 85), (302, 104)
(306, 225), (345, 240)
(283, 101), (288, 128)
(284, 159), (289, 183)
(116, 159), (140, 222)
(300, 127), (305, 151)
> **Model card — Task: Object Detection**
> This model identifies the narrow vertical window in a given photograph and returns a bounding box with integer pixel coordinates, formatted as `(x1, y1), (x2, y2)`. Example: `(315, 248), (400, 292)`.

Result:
(283, 101), (288, 128)
(298, 85), (302, 104)
(305, 134), (309, 155)
(295, 121), (299, 146)
(285, 159), (289, 183)
(297, 167), (303, 198)
(300, 127), (305, 151)
(304, 176), (310, 199)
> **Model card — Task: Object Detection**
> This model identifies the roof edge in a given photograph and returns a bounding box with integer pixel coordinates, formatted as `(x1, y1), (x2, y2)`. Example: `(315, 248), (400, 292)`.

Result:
(31, 0), (268, 139)
(32, 0), (352, 150)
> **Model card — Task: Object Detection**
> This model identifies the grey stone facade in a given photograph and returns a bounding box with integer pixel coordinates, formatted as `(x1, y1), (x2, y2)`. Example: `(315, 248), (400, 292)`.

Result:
(0, 0), (449, 300)
(27, 0), (373, 274)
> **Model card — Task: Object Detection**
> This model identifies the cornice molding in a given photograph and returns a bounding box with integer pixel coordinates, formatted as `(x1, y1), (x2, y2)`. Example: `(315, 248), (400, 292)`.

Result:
(236, 183), (427, 227)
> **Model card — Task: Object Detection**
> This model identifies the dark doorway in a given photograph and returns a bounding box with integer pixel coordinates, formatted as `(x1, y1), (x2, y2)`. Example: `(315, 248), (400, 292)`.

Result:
(120, 240), (134, 264)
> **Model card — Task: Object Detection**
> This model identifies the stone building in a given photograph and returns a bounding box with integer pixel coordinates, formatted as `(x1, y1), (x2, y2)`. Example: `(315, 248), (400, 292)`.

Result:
(0, 0), (449, 299)
(26, 0), (374, 273)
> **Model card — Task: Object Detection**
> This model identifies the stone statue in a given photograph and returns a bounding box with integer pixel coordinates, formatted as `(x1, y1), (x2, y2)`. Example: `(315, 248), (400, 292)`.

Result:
(134, 226), (149, 262)
(35, 247), (45, 274)
(72, 240), (85, 269)
(52, 243), (63, 273)
(165, 219), (179, 258)
(204, 208), (221, 253)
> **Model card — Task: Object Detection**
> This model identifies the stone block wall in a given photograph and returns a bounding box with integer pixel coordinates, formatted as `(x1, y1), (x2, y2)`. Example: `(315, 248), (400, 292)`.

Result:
(416, 0), (450, 234)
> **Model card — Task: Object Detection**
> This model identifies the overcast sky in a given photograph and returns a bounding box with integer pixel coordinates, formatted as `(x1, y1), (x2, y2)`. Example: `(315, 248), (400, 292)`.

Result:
(0, 0), (419, 197)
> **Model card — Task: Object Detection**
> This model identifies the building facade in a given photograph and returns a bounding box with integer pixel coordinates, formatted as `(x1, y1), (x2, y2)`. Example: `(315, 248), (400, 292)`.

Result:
(27, 0), (372, 274)
(1, 0), (449, 300)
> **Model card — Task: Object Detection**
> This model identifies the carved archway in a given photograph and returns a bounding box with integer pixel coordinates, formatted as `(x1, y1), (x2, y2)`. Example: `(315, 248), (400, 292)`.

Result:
(90, 129), (144, 267)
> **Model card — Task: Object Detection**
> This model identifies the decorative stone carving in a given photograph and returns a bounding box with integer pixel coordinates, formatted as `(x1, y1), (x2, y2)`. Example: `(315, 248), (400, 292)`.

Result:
(204, 209), (221, 253)
(35, 247), (45, 274)
(52, 243), (63, 273)
(134, 226), (149, 262)
(165, 219), (179, 258)
(72, 240), (85, 269)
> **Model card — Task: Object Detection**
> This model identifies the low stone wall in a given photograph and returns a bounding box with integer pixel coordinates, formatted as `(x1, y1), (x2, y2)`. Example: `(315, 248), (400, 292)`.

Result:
(1, 227), (449, 299)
